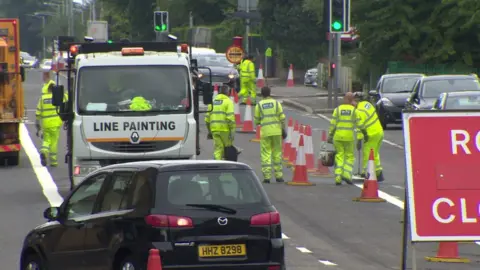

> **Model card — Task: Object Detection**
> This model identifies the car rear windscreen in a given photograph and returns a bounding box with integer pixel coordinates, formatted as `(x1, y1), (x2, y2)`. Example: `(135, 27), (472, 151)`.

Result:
(422, 79), (480, 98)
(156, 170), (270, 207)
(446, 95), (480, 109)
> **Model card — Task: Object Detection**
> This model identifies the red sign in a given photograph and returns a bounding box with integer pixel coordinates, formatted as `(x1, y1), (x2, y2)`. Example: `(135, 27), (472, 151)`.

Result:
(404, 112), (480, 241)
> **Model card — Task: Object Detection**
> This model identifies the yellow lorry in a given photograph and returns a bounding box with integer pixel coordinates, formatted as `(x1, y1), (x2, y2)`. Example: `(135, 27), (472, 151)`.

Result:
(0, 18), (25, 166)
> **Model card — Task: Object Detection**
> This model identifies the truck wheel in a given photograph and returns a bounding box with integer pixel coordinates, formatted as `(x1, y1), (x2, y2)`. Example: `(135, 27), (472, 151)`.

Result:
(7, 152), (20, 166)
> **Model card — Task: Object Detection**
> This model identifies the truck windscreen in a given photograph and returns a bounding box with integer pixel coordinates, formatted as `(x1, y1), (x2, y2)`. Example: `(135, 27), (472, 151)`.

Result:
(76, 65), (190, 115)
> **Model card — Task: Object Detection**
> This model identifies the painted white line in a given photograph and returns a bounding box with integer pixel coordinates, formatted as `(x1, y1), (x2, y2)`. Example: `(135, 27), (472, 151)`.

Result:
(392, 185), (404, 189)
(354, 183), (404, 209)
(319, 260), (337, 266)
(296, 247), (312, 253)
(476, 242), (480, 246)
(20, 123), (63, 207)
(282, 233), (290, 239)
(316, 113), (404, 149)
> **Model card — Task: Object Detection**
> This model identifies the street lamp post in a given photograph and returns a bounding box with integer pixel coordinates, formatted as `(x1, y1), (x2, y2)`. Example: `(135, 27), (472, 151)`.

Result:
(33, 12), (55, 59)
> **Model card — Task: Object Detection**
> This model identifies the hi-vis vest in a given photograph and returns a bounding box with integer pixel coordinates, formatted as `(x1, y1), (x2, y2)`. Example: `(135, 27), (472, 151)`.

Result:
(329, 104), (361, 141)
(35, 92), (63, 128)
(240, 59), (255, 80)
(254, 98), (285, 137)
(357, 101), (383, 136)
(42, 80), (55, 94)
(204, 94), (235, 132)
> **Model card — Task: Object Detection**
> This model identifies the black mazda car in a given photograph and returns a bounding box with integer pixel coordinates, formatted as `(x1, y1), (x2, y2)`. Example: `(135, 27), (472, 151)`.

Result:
(195, 53), (240, 93)
(20, 160), (285, 270)
(368, 73), (425, 129)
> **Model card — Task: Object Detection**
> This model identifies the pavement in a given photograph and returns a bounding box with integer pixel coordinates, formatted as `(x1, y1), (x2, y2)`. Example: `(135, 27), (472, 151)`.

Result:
(3, 69), (480, 269)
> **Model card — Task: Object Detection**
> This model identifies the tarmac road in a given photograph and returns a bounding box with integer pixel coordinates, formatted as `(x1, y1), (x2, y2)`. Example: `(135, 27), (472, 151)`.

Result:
(5, 69), (480, 269)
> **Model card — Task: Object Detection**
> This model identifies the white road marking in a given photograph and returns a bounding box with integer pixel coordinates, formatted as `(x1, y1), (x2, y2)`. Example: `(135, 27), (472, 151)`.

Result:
(319, 260), (337, 266)
(392, 185), (404, 189)
(354, 183), (405, 209)
(20, 123), (64, 207)
(296, 247), (312, 253)
(282, 233), (290, 239)
(316, 113), (404, 149)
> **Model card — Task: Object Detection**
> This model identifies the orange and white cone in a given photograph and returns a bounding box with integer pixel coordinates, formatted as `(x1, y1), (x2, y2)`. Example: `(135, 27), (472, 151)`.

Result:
(287, 135), (314, 186)
(147, 249), (163, 270)
(353, 149), (386, 202)
(256, 64), (265, 88)
(251, 125), (261, 142)
(232, 90), (242, 126)
(283, 117), (293, 161)
(286, 64), (294, 87)
(288, 121), (300, 166)
(213, 84), (219, 99)
(290, 125), (304, 170)
(311, 130), (332, 176)
(304, 125), (316, 172)
(237, 98), (256, 133)
(425, 242), (469, 263)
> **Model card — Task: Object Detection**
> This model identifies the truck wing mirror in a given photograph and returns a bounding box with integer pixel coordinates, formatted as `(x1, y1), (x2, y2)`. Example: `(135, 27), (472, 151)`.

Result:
(51, 85), (65, 106)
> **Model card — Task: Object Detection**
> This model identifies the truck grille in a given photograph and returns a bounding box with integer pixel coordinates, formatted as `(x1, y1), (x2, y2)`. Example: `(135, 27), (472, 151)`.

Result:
(91, 141), (179, 153)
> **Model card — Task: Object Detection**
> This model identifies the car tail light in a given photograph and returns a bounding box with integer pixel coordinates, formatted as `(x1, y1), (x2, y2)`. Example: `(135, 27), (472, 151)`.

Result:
(145, 214), (193, 228)
(267, 266), (281, 270)
(250, 211), (280, 226)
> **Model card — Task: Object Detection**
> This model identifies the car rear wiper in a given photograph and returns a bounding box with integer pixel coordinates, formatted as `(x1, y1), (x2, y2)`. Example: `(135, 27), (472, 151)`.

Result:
(185, 204), (237, 214)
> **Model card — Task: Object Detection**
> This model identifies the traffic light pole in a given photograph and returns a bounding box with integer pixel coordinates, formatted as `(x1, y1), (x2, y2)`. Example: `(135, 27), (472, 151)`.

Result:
(333, 33), (341, 107)
(328, 34), (333, 108)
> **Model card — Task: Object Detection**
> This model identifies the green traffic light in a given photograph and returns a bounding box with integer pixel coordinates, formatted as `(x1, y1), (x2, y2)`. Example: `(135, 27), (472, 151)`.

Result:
(155, 25), (161, 31)
(107, 40), (112, 43)
(332, 21), (343, 31)
(161, 24), (167, 31)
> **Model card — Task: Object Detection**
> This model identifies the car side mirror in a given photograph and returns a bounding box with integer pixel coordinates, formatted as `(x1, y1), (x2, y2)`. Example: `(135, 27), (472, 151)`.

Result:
(51, 85), (65, 106)
(43, 206), (60, 221)
(368, 90), (377, 96)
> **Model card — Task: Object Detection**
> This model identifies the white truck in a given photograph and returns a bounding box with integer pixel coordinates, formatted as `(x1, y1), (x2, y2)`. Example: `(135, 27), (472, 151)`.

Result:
(51, 40), (213, 189)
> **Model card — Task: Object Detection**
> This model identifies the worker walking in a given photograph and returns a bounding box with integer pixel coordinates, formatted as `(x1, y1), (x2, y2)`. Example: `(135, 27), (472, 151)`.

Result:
(239, 55), (257, 105)
(328, 92), (366, 185)
(205, 85), (236, 160)
(254, 86), (286, 183)
(35, 82), (63, 167)
(353, 92), (385, 182)
(42, 71), (56, 94)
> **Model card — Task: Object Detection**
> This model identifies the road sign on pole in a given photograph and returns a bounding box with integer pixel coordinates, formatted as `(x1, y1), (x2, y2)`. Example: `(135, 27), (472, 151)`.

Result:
(403, 111), (480, 242)
(226, 45), (244, 64)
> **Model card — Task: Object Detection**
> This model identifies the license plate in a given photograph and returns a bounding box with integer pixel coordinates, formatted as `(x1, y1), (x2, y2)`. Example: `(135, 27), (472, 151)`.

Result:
(198, 244), (246, 257)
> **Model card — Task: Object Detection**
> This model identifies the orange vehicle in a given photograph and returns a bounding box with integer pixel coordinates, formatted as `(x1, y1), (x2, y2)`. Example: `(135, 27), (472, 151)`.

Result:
(0, 18), (25, 166)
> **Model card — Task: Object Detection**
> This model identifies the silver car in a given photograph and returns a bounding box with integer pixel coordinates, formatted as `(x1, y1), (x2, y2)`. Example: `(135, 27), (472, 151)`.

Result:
(304, 68), (318, 87)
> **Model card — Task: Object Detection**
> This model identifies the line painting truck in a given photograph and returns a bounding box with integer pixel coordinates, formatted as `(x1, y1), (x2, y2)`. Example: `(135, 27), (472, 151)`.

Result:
(0, 18), (25, 166)
(51, 38), (213, 189)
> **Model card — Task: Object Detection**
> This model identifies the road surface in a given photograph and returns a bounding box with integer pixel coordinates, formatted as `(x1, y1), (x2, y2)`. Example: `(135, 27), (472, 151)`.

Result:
(2, 69), (480, 269)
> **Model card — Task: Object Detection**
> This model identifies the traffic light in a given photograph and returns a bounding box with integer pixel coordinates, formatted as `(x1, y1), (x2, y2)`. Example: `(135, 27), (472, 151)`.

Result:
(329, 0), (350, 33)
(154, 11), (169, 32)
(328, 62), (336, 77)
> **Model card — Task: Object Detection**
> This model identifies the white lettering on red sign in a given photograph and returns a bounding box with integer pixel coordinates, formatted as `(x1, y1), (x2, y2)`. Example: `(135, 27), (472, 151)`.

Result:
(432, 197), (477, 224)
(450, 129), (480, 154)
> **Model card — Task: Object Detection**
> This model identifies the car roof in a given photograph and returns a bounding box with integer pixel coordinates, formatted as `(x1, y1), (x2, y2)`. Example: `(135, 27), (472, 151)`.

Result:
(95, 160), (252, 173)
(382, 73), (425, 78)
(422, 74), (477, 81)
(445, 91), (480, 97)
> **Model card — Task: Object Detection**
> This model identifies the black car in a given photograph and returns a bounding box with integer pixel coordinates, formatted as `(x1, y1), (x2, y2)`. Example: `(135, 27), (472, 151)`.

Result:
(20, 160), (285, 270)
(405, 74), (480, 110)
(368, 73), (425, 129)
(432, 91), (480, 110)
(195, 53), (240, 93)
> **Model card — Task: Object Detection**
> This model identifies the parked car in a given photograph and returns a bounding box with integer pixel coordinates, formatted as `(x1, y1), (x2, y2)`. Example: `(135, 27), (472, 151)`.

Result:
(195, 53), (240, 93)
(40, 59), (52, 71)
(368, 73), (424, 129)
(20, 160), (285, 270)
(432, 91), (480, 110)
(304, 68), (318, 87)
(405, 74), (480, 111)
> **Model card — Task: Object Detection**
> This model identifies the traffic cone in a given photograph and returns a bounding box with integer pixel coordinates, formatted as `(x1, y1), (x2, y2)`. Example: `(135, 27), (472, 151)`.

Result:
(304, 125), (316, 172)
(289, 125), (305, 170)
(283, 117), (293, 161)
(287, 121), (299, 166)
(213, 84), (219, 99)
(232, 90), (242, 126)
(287, 135), (314, 186)
(257, 64), (265, 88)
(250, 125), (261, 142)
(237, 97), (256, 134)
(425, 242), (469, 263)
(311, 130), (332, 177)
(353, 149), (386, 202)
(286, 64), (294, 87)
(147, 249), (163, 270)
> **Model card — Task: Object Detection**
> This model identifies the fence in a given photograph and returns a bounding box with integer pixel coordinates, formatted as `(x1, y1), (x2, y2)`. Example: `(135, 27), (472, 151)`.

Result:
(315, 64), (353, 92)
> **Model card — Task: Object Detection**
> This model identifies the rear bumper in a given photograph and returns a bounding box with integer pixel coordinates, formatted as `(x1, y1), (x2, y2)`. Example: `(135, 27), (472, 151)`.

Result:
(162, 262), (283, 269)
(0, 144), (21, 152)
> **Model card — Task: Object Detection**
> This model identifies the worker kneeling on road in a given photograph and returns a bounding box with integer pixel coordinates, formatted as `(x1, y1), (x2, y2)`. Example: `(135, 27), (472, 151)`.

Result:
(42, 71), (56, 94)
(205, 85), (236, 160)
(353, 92), (384, 182)
(254, 86), (286, 183)
(35, 82), (63, 167)
(328, 92), (366, 185)
(239, 55), (257, 105)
